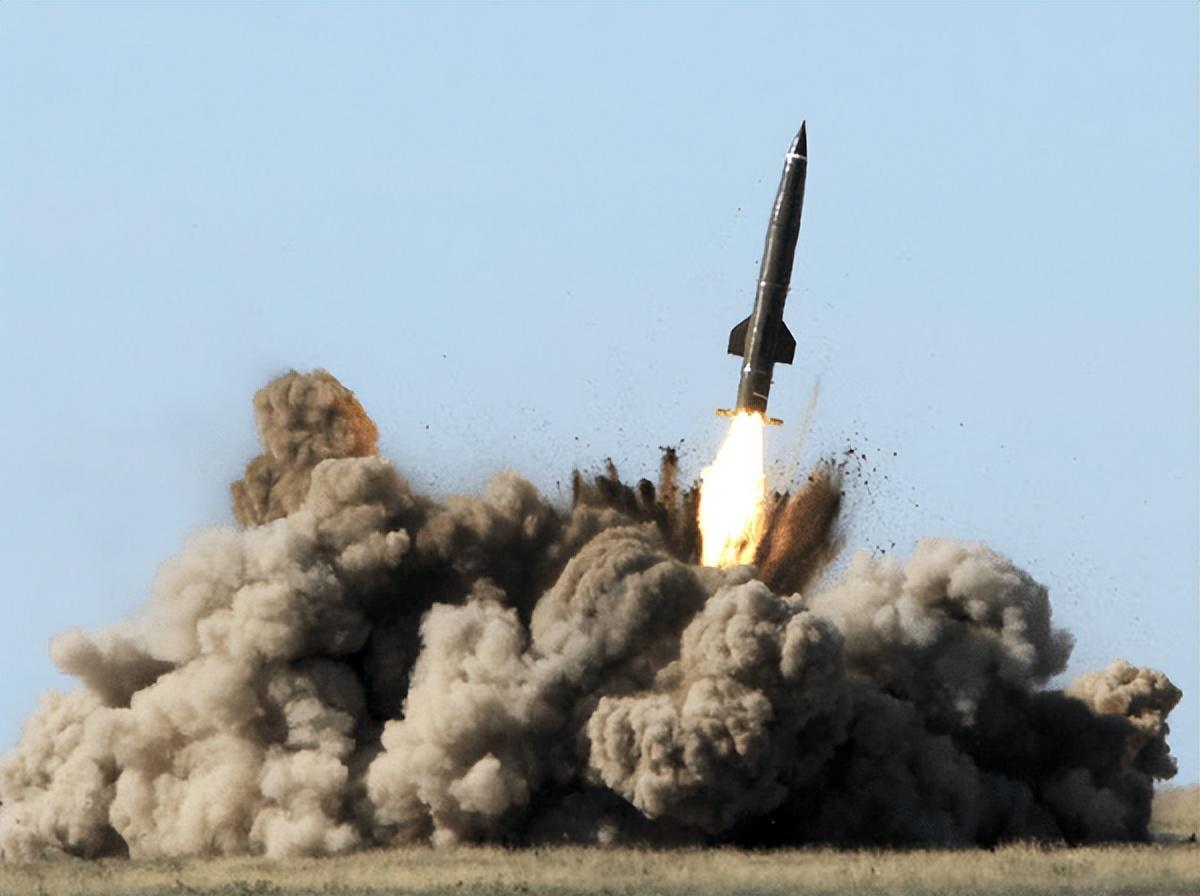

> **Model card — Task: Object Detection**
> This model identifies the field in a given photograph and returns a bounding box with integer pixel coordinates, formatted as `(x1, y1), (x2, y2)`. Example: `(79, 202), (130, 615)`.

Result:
(1150, 785), (1199, 841)
(1, 788), (1195, 896)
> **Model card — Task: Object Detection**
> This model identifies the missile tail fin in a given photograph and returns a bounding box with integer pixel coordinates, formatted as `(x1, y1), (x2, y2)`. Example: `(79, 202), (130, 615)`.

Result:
(727, 316), (751, 356)
(773, 322), (796, 364)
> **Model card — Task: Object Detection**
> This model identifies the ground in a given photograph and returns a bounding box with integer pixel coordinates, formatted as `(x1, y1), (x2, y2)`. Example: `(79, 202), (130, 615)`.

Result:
(1, 788), (1195, 896)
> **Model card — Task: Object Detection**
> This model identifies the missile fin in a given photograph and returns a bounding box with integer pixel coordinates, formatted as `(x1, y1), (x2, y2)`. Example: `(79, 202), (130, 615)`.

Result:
(727, 316), (751, 356)
(773, 322), (796, 365)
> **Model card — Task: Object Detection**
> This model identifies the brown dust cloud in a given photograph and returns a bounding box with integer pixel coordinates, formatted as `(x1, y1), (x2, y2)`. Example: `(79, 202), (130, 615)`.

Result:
(0, 370), (1181, 859)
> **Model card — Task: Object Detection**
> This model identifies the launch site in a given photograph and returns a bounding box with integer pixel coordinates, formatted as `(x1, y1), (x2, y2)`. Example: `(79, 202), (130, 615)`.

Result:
(0, 3), (1195, 895)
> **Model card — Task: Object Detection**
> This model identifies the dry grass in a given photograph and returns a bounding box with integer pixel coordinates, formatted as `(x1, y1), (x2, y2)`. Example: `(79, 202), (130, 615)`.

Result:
(1, 842), (1196, 896)
(1151, 785), (1199, 840)
(1, 788), (1195, 896)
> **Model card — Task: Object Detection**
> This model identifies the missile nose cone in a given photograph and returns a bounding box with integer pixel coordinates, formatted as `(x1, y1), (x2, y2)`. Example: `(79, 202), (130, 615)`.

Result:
(789, 122), (807, 158)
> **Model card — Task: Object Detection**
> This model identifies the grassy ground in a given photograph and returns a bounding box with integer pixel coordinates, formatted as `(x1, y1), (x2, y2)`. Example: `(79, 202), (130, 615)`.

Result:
(1150, 785), (1199, 841)
(1, 787), (1195, 896)
(2, 843), (1197, 896)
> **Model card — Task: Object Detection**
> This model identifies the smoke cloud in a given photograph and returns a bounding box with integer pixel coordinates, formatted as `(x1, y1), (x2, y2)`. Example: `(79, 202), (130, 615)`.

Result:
(0, 370), (1181, 859)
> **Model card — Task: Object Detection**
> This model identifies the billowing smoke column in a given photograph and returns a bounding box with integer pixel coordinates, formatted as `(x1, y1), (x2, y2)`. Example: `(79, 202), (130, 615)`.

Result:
(0, 371), (1181, 859)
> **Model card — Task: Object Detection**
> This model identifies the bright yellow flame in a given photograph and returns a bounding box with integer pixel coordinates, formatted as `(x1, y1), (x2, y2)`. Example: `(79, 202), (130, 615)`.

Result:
(699, 411), (767, 567)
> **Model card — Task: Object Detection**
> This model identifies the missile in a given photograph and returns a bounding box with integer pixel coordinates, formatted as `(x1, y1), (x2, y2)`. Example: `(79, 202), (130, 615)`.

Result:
(718, 123), (807, 426)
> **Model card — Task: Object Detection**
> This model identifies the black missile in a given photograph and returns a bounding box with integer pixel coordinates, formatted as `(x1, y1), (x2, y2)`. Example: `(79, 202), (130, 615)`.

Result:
(719, 123), (807, 426)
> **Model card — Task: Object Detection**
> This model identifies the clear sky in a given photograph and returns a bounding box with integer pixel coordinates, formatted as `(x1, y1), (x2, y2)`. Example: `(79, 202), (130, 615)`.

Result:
(1, 3), (1196, 784)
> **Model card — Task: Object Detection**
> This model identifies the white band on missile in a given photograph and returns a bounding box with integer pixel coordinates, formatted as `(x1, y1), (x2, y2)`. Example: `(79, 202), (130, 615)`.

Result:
(786, 153), (807, 161)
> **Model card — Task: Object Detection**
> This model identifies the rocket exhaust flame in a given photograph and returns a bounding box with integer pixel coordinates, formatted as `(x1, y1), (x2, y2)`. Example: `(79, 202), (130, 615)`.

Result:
(698, 411), (767, 567)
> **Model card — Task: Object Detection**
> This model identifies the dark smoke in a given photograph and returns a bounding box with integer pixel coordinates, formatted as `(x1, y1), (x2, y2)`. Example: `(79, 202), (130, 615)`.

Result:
(0, 370), (1181, 859)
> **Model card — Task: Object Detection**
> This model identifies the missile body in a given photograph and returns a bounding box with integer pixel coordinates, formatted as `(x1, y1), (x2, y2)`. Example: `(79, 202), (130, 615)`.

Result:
(719, 123), (807, 425)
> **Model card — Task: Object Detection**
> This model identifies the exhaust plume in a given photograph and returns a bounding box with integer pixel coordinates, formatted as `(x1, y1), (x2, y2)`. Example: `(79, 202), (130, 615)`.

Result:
(0, 370), (1181, 859)
(698, 412), (768, 567)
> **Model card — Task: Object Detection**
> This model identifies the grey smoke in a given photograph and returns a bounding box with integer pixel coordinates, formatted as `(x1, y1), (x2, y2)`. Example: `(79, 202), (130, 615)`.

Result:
(0, 370), (1181, 860)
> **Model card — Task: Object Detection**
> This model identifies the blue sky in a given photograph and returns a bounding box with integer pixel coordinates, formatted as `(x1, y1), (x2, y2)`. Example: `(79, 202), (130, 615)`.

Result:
(1, 3), (1196, 783)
